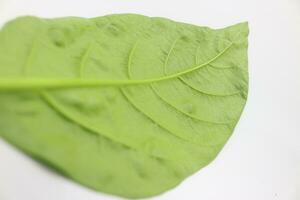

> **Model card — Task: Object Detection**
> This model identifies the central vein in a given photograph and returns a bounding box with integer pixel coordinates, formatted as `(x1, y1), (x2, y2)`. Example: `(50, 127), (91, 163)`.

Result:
(0, 43), (232, 91)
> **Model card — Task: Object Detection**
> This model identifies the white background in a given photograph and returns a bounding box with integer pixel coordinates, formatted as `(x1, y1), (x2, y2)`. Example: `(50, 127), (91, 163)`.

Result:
(0, 0), (299, 199)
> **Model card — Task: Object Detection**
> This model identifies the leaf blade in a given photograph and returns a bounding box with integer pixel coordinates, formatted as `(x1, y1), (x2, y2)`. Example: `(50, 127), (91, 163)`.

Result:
(0, 14), (249, 198)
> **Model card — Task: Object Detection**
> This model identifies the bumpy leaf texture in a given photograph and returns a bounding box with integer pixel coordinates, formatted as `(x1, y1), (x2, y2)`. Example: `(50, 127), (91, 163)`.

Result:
(0, 14), (249, 198)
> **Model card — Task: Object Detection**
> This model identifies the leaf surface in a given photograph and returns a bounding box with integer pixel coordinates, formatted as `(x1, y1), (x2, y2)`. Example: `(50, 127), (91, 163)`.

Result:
(0, 14), (249, 198)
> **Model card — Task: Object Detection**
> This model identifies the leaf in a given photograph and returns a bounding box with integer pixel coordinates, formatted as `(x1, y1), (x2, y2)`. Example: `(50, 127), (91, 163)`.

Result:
(0, 14), (249, 198)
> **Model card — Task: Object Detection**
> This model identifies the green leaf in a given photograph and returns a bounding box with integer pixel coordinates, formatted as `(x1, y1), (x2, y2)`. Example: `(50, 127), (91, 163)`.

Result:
(0, 14), (249, 198)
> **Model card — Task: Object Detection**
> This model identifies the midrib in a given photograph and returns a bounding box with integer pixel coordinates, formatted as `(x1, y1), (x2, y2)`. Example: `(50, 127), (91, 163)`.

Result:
(0, 43), (232, 91)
